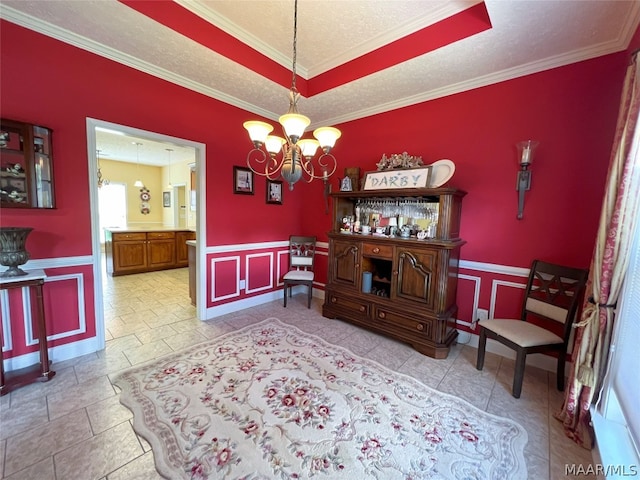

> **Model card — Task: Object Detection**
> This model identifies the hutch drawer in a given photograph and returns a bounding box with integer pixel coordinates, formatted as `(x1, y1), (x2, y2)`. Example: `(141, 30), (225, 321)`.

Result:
(326, 290), (370, 316)
(373, 305), (432, 339)
(362, 243), (393, 259)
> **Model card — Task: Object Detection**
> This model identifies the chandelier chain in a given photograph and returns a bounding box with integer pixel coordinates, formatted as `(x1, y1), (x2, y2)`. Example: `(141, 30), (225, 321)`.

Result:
(291, 0), (298, 92)
(242, 0), (340, 190)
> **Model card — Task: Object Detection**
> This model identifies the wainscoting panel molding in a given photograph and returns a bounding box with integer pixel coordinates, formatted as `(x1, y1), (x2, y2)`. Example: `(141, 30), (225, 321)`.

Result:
(245, 252), (274, 294)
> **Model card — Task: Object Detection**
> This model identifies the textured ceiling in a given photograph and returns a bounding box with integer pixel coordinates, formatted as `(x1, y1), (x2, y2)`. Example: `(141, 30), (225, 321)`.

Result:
(2, 0), (639, 165)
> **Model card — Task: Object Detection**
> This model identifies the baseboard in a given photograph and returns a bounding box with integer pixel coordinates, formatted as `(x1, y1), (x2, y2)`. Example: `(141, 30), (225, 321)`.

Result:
(3, 336), (101, 372)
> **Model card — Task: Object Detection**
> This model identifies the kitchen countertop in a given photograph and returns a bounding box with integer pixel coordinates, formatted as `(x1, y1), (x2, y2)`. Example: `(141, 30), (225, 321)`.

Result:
(104, 226), (196, 233)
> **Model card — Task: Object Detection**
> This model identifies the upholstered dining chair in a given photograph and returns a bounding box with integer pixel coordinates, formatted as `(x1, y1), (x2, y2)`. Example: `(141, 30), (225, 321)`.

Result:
(283, 236), (317, 308)
(476, 259), (589, 398)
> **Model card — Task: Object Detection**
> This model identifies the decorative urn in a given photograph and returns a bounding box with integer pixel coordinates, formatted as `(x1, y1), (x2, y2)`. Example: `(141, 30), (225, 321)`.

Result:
(0, 227), (34, 277)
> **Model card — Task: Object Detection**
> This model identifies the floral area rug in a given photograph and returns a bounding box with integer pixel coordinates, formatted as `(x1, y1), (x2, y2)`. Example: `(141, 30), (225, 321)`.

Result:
(113, 318), (528, 479)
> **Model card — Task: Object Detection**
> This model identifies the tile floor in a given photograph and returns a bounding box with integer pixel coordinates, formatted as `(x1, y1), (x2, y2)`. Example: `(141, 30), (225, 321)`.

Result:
(0, 268), (597, 479)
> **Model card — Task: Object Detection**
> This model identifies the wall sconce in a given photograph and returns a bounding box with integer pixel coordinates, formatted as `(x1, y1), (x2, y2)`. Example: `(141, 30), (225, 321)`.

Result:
(516, 140), (539, 219)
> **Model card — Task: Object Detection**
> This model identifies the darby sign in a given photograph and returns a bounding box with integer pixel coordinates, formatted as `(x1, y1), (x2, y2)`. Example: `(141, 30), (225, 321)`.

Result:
(363, 167), (433, 191)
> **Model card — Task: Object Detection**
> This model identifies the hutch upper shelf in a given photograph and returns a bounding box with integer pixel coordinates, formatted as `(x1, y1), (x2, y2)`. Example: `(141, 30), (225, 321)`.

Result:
(0, 118), (55, 209)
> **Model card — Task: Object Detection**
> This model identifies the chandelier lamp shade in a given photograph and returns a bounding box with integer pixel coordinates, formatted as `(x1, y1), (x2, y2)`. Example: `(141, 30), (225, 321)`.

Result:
(243, 0), (341, 191)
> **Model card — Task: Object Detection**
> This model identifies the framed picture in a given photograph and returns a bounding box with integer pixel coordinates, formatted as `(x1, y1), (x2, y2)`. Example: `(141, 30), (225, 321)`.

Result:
(234, 166), (254, 195)
(266, 179), (283, 205)
(163, 191), (171, 207)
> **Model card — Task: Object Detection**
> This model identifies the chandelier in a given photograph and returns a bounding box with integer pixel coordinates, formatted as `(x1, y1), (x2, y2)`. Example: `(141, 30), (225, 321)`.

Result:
(243, 0), (341, 191)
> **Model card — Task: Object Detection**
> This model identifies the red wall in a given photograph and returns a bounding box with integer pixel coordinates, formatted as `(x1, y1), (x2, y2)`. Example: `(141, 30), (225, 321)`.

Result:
(304, 53), (627, 270)
(0, 21), (304, 256)
(0, 17), (635, 363)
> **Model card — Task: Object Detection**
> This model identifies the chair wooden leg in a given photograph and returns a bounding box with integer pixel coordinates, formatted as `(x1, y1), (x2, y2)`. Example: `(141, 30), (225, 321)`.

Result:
(307, 284), (312, 308)
(476, 328), (487, 370)
(557, 350), (566, 391)
(283, 283), (288, 308)
(512, 349), (526, 398)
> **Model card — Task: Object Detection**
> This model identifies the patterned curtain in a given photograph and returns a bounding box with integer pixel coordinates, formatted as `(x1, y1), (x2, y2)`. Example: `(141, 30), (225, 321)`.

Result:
(555, 53), (640, 448)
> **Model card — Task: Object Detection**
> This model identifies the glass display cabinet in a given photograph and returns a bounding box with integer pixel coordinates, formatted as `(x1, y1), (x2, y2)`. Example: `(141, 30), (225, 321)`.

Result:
(0, 118), (55, 209)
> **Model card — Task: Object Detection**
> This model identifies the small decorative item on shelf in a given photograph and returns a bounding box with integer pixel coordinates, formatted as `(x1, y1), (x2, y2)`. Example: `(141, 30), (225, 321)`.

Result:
(376, 152), (423, 171)
(0, 131), (9, 148)
(340, 176), (352, 191)
(0, 226), (33, 277)
(344, 167), (360, 191)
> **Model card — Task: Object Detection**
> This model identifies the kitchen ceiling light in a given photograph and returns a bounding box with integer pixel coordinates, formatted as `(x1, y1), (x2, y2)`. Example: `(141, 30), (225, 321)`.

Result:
(243, 0), (341, 191)
(133, 142), (144, 188)
(166, 148), (173, 189)
(96, 149), (109, 188)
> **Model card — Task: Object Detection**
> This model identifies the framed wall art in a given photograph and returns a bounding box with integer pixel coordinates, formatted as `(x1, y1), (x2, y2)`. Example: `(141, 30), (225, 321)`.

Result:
(163, 191), (171, 207)
(266, 179), (283, 205)
(233, 166), (254, 195)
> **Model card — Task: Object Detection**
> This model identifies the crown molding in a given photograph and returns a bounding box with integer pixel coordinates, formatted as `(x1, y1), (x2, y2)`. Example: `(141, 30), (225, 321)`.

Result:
(0, 5), (278, 121)
(2, 3), (636, 128)
(319, 39), (630, 127)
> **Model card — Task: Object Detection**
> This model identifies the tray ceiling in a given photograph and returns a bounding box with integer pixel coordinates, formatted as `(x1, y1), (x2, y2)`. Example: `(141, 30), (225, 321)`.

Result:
(1, 0), (639, 164)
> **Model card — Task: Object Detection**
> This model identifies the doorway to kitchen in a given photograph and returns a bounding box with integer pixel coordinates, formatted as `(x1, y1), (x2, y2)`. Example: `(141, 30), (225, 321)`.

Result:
(173, 184), (187, 229)
(86, 118), (207, 350)
(98, 183), (127, 244)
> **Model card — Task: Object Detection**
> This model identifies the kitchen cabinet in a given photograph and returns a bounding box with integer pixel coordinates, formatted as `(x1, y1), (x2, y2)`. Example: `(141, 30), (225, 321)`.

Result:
(147, 232), (176, 269)
(107, 232), (147, 275)
(105, 229), (195, 276)
(176, 230), (196, 267)
(0, 118), (55, 208)
(188, 241), (196, 306)
(322, 187), (465, 359)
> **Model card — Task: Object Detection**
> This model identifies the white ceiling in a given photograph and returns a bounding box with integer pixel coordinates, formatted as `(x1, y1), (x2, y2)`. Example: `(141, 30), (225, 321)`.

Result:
(2, 0), (639, 165)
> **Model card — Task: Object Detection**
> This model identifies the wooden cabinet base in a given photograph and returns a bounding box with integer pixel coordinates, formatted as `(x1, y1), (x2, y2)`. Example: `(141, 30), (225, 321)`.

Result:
(323, 295), (458, 359)
(105, 229), (195, 276)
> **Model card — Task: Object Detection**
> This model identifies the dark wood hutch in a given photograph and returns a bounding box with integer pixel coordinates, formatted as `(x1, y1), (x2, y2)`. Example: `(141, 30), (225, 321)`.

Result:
(322, 187), (466, 359)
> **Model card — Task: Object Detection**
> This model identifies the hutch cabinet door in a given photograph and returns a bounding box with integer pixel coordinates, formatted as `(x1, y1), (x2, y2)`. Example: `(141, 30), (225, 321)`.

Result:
(329, 239), (360, 290)
(0, 120), (31, 207)
(32, 125), (54, 208)
(394, 248), (438, 310)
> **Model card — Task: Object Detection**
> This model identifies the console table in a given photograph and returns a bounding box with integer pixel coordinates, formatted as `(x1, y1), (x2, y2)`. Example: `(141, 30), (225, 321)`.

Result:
(0, 269), (55, 395)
